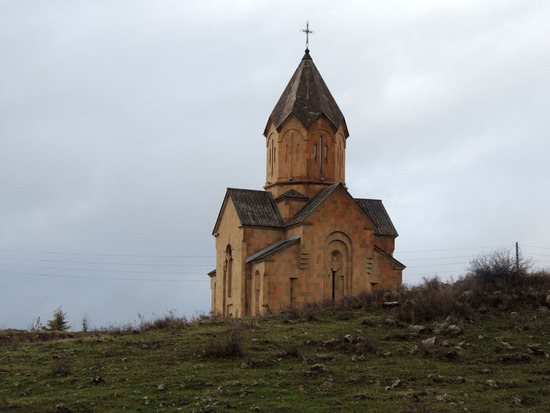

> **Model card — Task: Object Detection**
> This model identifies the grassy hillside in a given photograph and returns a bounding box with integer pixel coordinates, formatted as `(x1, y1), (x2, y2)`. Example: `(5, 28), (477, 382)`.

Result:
(1, 273), (550, 412)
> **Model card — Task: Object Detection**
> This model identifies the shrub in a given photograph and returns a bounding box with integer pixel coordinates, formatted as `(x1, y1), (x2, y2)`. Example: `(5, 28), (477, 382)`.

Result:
(51, 355), (72, 376)
(392, 277), (466, 323)
(141, 311), (189, 331)
(467, 248), (532, 288)
(202, 322), (247, 358)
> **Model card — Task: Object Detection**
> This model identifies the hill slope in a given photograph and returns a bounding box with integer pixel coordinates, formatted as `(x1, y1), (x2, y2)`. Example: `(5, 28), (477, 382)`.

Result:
(1, 281), (550, 412)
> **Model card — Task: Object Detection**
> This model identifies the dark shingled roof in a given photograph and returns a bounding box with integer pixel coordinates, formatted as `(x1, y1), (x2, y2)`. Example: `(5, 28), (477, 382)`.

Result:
(285, 183), (341, 227)
(264, 52), (348, 137)
(246, 235), (301, 264)
(355, 199), (399, 237)
(375, 245), (406, 269)
(274, 189), (309, 201)
(227, 188), (284, 227)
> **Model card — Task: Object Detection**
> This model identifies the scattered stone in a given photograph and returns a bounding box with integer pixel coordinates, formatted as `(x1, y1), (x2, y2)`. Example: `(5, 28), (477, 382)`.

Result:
(436, 393), (452, 402)
(404, 390), (422, 402)
(480, 368), (492, 374)
(545, 295), (550, 306)
(382, 351), (392, 358)
(344, 334), (353, 343)
(305, 363), (327, 376)
(454, 376), (466, 383)
(447, 325), (461, 335)
(323, 338), (337, 347)
(422, 337), (437, 347)
(429, 374), (444, 383)
(510, 395), (523, 405)
(443, 348), (460, 360)
(527, 343), (546, 356)
(383, 301), (399, 309)
(478, 335), (485, 340)
(409, 325), (426, 334)
(92, 375), (103, 385)
(408, 344), (419, 355)
(500, 342), (514, 350)
(310, 363), (326, 372)
(432, 322), (448, 334)
(498, 353), (530, 363)
(157, 384), (166, 391)
(385, 378), (401, 390)
(486, 380), (499, 389)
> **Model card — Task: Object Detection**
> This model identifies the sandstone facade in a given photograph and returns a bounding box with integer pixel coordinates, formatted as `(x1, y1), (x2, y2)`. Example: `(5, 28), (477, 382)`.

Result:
(209, 51), (404, 317)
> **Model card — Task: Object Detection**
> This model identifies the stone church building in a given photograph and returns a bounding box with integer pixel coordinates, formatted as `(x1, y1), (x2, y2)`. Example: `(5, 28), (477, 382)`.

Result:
(209, 50), (405, 318)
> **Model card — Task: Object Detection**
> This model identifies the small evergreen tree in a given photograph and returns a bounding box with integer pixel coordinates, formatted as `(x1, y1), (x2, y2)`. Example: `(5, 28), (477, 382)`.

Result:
(47, 306), (69, 331)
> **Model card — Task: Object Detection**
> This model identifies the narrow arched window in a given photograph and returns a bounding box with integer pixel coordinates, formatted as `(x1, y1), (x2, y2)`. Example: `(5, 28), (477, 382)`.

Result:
(225, 245), (233, 298)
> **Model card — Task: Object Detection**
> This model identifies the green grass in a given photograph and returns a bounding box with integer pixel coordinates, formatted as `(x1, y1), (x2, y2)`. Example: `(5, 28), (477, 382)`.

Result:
(1, 301), (549, 413)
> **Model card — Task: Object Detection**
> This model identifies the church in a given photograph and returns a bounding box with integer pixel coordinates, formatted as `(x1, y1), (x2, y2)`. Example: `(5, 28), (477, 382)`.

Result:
(209, 46), (405, 318)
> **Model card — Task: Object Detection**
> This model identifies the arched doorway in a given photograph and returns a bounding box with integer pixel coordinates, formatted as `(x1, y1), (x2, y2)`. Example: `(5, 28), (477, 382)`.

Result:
(254, 270), (261, 316)
(330, 250), (345, 301)
(223, 245), (232, 317)
(325, 233), (352, 302)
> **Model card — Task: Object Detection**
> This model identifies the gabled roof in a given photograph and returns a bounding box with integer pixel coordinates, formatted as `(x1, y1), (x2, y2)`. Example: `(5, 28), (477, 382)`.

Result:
(274, 189), (309, 201)
(355, 199), (399, 237)
(285, 183), (341, 227)
(213, 188), (284, 234)
(264, 51), (348, 137)
(246, 235), (301, 264)
(374, 245), (406, 269)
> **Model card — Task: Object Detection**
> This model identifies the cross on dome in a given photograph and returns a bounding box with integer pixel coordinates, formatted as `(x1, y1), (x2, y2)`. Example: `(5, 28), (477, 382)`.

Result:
(301, 21), (315, 53)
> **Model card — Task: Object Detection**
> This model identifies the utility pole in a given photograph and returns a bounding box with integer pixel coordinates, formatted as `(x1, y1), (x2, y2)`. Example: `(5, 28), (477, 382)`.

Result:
(515, 242), (519, 271)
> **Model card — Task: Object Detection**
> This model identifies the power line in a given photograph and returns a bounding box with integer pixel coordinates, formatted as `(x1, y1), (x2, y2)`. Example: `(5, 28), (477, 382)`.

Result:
(404, 254), (473, 262)
(522, 245), (550, 250)
(0, 270), (209, 282)
(0, 256), (213, 267)
(406, 262), (468, 269)
(398, 245), (510, 254)
(38, 273), (209, 282)
(0, 264), (210, 276)
(0, 249), (214, 259)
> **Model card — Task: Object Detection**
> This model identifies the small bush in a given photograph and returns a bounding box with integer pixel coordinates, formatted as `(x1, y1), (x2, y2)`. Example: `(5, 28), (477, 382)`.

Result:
(467, 248), (532, 288)
(51, 356), (72, 376)
(202, 322), (247, 358)
(392, 277), (466, 323)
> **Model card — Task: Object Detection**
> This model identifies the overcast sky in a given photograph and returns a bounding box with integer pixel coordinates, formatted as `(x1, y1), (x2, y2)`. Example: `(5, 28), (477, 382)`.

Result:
(1, 1), (549, 330)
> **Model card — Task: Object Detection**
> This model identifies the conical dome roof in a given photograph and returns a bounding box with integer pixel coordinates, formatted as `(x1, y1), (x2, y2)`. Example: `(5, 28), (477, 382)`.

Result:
(264, 51), (348, 137)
